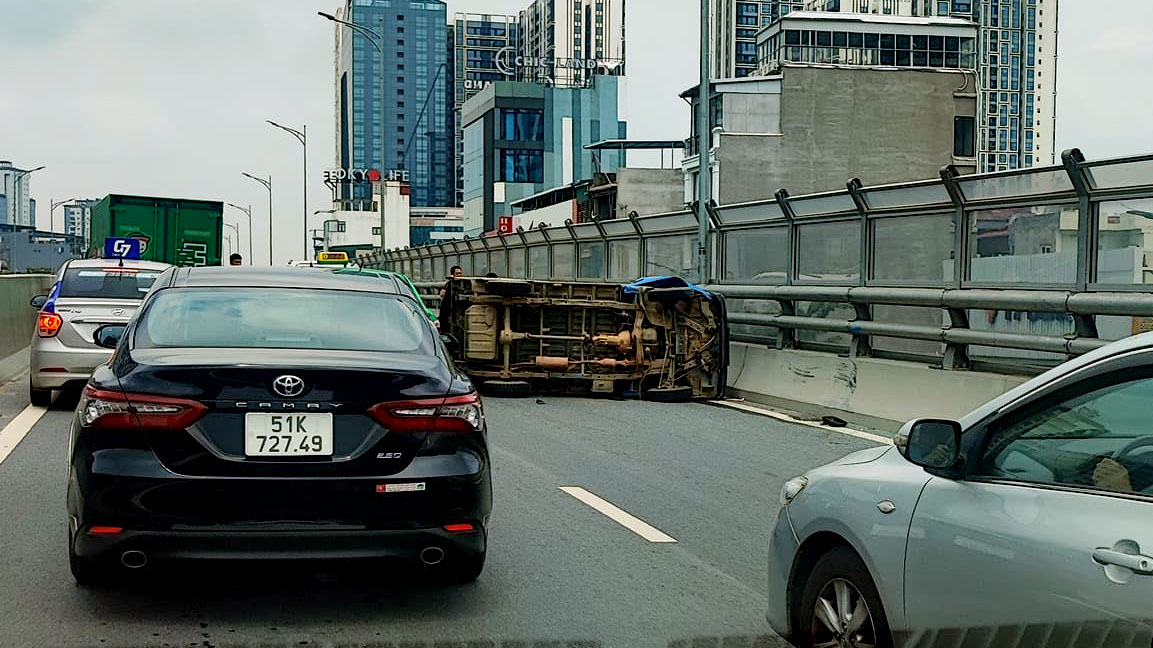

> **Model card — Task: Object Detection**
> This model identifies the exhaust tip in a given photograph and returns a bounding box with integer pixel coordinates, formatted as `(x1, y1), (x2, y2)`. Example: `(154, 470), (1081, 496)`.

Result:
(419, 546), (446, 566)
(120, 550), (148, 569)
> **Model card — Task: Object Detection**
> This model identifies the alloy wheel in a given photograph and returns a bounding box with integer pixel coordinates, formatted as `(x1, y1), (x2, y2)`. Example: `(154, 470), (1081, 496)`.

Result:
(810, 577), (876, 648)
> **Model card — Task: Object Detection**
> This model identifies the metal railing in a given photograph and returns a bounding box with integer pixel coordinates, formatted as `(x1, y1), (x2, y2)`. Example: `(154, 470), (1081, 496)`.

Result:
(362, 148), (1153, 372)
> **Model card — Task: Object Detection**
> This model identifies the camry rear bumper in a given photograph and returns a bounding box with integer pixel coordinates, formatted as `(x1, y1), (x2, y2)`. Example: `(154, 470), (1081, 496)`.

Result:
(71, 525), (486, 563)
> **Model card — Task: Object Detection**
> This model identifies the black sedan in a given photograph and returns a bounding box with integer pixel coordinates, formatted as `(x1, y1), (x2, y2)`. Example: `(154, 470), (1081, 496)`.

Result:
(66, 267), (491, 585)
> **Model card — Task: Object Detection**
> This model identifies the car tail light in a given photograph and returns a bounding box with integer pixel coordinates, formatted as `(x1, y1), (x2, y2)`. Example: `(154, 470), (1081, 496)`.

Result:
(443, 523), (476, 533)
(86, 526), (124, 536)
(37, 312), (63, 337)
(80, 386), (208, 431)
(368, 392), (484, 433)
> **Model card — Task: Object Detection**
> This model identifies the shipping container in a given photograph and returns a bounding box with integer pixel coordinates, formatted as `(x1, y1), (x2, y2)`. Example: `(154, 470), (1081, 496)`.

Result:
(88, 195), (223, 266)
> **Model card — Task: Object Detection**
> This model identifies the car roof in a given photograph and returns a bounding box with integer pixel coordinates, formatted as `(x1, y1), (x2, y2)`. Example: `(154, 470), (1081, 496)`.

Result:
(67, 259), (172, 271)
(163, 266), (409, 294)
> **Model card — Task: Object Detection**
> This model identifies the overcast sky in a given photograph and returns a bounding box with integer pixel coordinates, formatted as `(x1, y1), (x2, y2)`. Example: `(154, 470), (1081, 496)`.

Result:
(2, 1), (1151, 264)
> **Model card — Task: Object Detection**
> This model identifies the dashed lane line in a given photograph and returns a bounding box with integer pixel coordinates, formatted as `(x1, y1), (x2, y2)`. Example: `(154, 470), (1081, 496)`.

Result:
(559, 486), (677, 544)
(0, 405), (47, 466)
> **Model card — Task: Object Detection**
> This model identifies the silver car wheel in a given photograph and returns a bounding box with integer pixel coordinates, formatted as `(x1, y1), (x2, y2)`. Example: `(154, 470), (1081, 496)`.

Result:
(810, 577), (876, 648)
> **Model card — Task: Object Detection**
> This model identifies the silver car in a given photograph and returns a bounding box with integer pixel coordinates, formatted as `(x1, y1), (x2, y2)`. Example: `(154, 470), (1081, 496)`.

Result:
(29, 258), (170, 405)
(769, 332), (1153, 648)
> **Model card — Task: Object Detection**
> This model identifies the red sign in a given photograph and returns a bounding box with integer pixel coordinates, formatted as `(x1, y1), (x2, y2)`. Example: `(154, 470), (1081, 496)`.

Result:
(498, 216), (514, 234)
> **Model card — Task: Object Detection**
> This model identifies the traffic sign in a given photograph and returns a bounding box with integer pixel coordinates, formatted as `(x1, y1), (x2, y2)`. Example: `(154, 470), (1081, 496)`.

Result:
(104, 237), (142, 260)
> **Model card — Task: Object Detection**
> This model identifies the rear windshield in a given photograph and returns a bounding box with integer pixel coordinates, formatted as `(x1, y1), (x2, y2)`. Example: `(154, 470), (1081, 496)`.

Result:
(133, 288), (433, 353)
(60, 267), (162, 299)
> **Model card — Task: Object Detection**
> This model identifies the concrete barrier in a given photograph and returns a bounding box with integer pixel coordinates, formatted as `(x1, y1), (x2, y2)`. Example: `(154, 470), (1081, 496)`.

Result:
(0, 275), (55, 384)
(727, 342), (1030, 431)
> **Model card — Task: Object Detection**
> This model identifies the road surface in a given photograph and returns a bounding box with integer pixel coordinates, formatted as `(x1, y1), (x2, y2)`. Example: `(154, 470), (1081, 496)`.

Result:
(0, 373), (880, 647)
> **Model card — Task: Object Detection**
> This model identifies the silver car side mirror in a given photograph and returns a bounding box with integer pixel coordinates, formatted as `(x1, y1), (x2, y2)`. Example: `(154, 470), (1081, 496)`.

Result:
(899, 418), (962, 470)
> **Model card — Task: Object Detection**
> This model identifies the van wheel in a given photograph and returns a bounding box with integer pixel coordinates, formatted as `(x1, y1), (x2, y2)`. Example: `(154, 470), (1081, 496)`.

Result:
(796, 547), (892, 648)
(482, 379), (532, 398)
(644, 386), (694, 403)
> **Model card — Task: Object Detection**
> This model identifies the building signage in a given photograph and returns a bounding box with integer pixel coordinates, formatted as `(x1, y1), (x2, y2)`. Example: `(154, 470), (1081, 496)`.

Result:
(323, 168), (411, 183)
(494, 47), (622, 77)
(497, 215), (515, 235)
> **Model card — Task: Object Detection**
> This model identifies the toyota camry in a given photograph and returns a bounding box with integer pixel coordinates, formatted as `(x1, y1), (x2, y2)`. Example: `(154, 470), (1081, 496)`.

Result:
(66, 267), (491, 585)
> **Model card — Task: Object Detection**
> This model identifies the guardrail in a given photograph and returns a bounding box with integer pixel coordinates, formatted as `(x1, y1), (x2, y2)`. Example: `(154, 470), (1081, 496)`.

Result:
(363, 147), (1153, 373)
(708, 285), (1153, 369)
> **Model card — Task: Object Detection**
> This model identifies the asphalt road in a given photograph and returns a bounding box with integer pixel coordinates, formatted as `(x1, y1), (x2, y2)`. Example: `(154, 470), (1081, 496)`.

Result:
(0, 374), (878, 648)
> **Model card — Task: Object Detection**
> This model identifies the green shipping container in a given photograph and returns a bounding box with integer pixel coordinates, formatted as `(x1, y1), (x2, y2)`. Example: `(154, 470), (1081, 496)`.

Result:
(89, 195), (224, 267)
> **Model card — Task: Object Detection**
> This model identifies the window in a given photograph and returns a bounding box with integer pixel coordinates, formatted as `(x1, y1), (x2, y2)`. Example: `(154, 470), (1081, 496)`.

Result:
(397, 39), (405, 46)
(397, 101), (405, 107)
(372, 227), (382, 235)
(500, 108), (544, 141)
(973, 372), (1153, 497)
(953, 116), (976, 157)
(397, 26), (404, 33)
(499, 149), (543, 183)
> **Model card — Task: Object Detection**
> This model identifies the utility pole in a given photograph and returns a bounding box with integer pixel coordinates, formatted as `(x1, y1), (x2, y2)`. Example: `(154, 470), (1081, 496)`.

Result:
(695, 0), (713, 285)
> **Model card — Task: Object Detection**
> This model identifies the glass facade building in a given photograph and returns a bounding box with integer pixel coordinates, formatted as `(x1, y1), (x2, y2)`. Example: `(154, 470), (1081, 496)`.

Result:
(334, 0), (453, 208)
(453, 13), (521, 207)
(461, 77), (626, 235)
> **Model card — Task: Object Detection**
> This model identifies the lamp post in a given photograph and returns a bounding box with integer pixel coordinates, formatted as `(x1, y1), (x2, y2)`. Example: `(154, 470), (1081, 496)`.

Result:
(50, 198), (82, 235)
(10, 165), (45, 227)
(227, 203), (254, 263)
(224, 222), (240, 260)
(242, 172), (273, 265)
(695, 0), (712, 285)
(267, 120), (308, 262)
(318, 11), (388, 250)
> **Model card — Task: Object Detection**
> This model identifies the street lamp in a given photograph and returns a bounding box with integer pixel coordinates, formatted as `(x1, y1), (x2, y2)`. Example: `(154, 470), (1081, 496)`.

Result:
(9, 165), (45, 227)
(224, 221), (240, 260)
(50, 197), (82, 235)
(318, 11), (388, 250)
(242, 172), (273, 265)
(227, 202), (254, 263)
(267, 120), (308, 262)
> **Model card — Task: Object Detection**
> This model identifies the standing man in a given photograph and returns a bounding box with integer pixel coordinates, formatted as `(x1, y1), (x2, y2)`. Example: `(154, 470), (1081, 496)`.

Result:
(229, 253), (243, 266)
(438, 265), (464, 330)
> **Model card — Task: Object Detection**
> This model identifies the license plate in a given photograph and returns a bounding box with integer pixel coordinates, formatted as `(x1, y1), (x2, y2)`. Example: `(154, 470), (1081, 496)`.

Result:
(244, 413), (333, 457)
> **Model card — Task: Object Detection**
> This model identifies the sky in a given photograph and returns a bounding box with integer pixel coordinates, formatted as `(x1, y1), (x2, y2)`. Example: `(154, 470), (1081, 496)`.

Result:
(1, 0), (1152, 265)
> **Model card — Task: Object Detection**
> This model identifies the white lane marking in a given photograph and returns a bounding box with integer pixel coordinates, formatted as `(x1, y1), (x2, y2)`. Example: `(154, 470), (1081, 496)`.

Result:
(712, 400), (892, 446)
(0, 405), (48, 466)
(559, 486), (677, 544)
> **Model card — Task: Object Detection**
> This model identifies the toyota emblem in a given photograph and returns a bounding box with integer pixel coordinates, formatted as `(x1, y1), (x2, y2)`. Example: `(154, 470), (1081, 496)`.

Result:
(272, 375), (305, 398)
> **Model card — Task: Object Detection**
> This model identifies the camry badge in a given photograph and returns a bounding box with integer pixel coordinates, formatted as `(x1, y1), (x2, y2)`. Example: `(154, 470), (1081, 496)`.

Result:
(272, 375), (305, 398)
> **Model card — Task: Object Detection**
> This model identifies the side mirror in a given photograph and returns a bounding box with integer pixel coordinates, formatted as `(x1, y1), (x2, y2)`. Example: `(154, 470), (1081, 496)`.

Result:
(898, 418), (963, 470)
(30, 295), (48, 309)
(440, 333), (460, 357)
(93, 324), (127, 350)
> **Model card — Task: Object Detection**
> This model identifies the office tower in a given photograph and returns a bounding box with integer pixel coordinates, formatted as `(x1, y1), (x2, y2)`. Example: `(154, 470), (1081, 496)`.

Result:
(453, 13), (521, 207)
(333, 0), (453, 208)
(518, 0), (626, 88)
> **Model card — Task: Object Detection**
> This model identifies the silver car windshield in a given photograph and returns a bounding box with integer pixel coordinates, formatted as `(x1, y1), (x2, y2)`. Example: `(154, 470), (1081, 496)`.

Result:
(59, 267), (162, 300)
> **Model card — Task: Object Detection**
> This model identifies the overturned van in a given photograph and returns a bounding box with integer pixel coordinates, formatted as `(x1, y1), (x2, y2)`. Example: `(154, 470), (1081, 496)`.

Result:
(438, 276), (728, 400)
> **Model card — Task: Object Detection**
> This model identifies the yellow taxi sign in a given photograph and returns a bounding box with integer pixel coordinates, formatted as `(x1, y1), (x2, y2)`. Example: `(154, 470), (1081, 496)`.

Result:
(316, 251), (350, 265)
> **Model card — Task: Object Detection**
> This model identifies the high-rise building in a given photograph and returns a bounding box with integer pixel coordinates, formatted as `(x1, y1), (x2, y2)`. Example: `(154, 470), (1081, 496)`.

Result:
(0, 161), (36, 227)
(928, 0), (1057, 172)
(332, 0), (453, 208)
(452, 13), (521, 208)
(716, 0), (1056, 172)
(712, 1), (807, 79)
(62, 199), (98, 246)
(518, 0), (626, 88)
